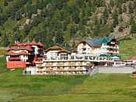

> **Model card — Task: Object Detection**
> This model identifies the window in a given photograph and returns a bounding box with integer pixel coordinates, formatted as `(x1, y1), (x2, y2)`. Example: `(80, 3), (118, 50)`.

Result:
(60, 53), (68, 60)
(85, 56), (88, 60)
(83, 48), (86, 51)
(83, 52), (86, 54)
(82, 47), (86, 54)
(71, 56), (74, 59)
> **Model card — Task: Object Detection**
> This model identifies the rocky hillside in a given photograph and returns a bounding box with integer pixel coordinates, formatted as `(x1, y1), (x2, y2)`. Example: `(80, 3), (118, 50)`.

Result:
(0, 0), (136, 48)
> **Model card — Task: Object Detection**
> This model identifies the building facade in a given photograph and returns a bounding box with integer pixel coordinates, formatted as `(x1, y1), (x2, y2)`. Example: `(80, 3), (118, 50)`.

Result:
(6, 40), (43, 69)
(28, 45), (94, 75)
(6, 37), (121, 75)
(75, 37), (120, 60)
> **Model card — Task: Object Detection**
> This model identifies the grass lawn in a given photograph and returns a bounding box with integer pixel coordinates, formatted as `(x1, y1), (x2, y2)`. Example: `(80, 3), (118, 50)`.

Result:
(1, 71), (136, 102)
(0, 57), (136, 102)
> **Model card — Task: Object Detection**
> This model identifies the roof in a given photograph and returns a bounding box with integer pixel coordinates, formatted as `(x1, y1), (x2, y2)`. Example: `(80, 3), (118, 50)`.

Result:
(19, 51), (28, 55)
(12, 40), (43, 47)
(9, 46), (18, 50)
(9, 45), (33, 51)
(45, 45), (65, 52)
(25, 45), (33, 51)
(37, 42), (44, 47)
(93, 45), (101, 48)
(82, 37), (113, 46)
(6, 51), (19, 55)
(6, 50), (28, 55)
(100, 54), (120, 58)
(13, 41), (29, 46)
(30, 40), (37, 45)
(58, 49), (70, 53)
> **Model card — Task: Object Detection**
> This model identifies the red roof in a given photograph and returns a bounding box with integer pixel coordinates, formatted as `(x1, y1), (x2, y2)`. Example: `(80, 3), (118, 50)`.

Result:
(30, 40), (38, 45)
(6, 51), (19, 55)
(8, 41), (43, 52)
(19, 51), (28, 55)
(25, 45), (33, 51)
(7, 61), (26, 69)
(9, 46), (18, 50)
(13, 41), (21, 46)
(38, 42), (43, 46)
(11, 41), (43, 48)
(23, 42), (29, 46)
(16, 42), (22, 46)
(6, 51), (28, 55)
(13, 46), (33, 51)
(15, 42), (29, 46)
(14, 42), (28, 46)
(9, 46), (31, 51)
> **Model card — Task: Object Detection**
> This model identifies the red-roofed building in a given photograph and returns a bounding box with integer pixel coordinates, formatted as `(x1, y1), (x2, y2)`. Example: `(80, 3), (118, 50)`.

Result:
(6, 41), (44, 69)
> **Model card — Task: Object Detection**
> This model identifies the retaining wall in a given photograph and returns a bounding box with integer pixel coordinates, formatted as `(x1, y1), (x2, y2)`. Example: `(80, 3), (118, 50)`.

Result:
(98, 66), (136, 73)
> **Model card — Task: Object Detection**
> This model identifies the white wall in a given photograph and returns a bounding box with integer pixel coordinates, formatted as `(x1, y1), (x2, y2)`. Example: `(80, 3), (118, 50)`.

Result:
(46, 50), (59, 60)
(6, 56), (10, 62)
(100, 43), (120, 55)
(94, 48), (101, 56)
(99, 44), (109, 54)
(77, 43), (92, 54)
(77, 43), (103, 56)
(20, 55), (28, 62)
(24, 67), (37, 75)
(98, 67), (136, 73)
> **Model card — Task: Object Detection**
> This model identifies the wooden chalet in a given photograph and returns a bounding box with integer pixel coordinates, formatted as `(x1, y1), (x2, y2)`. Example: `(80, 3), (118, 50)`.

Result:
(74, 37), (120, 60)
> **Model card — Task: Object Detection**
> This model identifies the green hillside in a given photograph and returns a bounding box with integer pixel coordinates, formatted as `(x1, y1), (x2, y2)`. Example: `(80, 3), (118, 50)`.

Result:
(0, 57), (136, 102)
(0, 0), (136, 48)
(1, 71), (136, 101)
(119, 37), (136, 59)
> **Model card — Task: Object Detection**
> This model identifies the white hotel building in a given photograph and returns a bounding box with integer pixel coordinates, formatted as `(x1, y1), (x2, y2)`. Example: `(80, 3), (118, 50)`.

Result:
(24, 37), (120, 75)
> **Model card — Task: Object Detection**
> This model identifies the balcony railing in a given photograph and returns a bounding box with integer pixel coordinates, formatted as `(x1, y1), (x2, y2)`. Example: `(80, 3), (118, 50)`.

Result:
(43, 56), (113, 62)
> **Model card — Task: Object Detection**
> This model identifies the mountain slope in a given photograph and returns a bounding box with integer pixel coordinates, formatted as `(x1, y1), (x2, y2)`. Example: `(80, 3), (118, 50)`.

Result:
(119, 36), (136, 59)
(0, 0), (136, 48)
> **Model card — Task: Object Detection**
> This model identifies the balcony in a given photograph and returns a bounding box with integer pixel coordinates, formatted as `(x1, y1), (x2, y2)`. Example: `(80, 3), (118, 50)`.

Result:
(9, 57), (20, 61)
(107, 51), (119, 54)
(108, 46), (119, 49)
